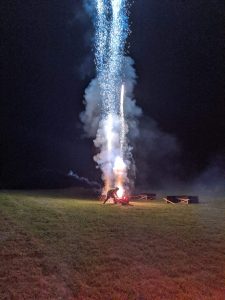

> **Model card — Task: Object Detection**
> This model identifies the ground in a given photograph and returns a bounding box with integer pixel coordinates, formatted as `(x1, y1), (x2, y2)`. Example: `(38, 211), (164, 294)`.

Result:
(0, 190), (224, 300)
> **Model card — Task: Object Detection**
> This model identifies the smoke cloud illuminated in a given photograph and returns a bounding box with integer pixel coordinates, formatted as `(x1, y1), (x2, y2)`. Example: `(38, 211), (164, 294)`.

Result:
(81, 0), (142, 195)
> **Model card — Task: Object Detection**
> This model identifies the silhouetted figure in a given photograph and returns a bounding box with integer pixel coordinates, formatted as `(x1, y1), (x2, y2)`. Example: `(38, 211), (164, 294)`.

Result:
(103, 187), (119, 204)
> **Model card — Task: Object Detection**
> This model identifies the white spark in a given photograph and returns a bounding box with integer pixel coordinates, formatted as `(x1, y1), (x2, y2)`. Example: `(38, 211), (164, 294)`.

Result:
(105, 114), (113, 151)
(93, 0), (130, 192)
(120, 84), (125, 154)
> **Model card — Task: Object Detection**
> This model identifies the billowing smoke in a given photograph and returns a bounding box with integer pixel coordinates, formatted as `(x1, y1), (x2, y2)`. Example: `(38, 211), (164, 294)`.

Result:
(133, 117), (181, 191)
(78, 1), (223, 197)
(190, 156), (225, 198)
(80, 55), (142, 194)
(79, 1), (142, 195)
(67, 170), (100, 188)
(80, 1), (179, 194)
(80, 56), (141, 138)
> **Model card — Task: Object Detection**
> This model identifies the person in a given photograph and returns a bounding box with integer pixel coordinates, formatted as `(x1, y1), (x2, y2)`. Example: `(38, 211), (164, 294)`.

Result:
(103, 187), (119, 204)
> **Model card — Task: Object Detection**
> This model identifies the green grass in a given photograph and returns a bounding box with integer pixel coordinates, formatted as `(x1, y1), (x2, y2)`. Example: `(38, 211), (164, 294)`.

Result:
(0, 190), (224, 299)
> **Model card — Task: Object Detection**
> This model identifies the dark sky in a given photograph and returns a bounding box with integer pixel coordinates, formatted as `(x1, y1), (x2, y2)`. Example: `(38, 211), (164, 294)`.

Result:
(1, 0), (224, 188)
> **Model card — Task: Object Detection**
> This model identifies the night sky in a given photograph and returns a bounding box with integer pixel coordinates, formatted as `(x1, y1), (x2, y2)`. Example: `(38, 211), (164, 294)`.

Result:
(1, 1), (224, 189)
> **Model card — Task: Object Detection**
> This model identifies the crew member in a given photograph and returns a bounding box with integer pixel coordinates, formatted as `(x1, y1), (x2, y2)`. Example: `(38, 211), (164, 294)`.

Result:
(103, 187), (119, 204)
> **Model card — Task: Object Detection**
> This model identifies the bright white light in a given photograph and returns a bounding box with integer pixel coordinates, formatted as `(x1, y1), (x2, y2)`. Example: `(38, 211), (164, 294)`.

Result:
(120, 84), (124, 113)
(105, 115), (113, 151)
(113, 156), (126, 174)
(120, 84), (125, 153)
(97, 0), (104, 14)
(117, 185), (124, 198)
(94, 0), (130, 193)
(112, 0), (122, 17)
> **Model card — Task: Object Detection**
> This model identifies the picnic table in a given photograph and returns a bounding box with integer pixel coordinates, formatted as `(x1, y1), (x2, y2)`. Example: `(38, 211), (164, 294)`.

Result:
(163, 196), (199, 205)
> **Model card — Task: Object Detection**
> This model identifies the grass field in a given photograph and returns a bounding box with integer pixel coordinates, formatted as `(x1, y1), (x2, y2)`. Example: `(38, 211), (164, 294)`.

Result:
(0, 190), (224, 300)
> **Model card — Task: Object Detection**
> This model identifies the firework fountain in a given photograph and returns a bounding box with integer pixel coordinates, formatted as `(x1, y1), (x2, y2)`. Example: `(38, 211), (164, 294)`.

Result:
(81, 0), (141, 197)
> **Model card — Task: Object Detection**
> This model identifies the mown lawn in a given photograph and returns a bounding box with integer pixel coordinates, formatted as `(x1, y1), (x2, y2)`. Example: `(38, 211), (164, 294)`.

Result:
(0, 190), (224, 300)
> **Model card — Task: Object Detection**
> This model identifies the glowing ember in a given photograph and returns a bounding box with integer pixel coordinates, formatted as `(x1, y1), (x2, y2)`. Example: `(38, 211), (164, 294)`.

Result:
(117, 185), (124, 198)
(113, 156), (127, 197)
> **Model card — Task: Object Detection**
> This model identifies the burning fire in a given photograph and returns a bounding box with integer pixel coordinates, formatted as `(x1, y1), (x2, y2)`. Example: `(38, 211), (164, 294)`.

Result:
(117, 185), (124, 198)
(113, 156), (126, 174)
(81, 1), (139, 199)
(113, 156), (126, 198)
(100, 82), (128, 196)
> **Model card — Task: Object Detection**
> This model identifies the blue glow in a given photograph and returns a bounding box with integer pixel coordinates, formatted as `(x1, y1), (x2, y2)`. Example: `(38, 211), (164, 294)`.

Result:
(95, 0), (128, 115)
(93, 0), (130, 191)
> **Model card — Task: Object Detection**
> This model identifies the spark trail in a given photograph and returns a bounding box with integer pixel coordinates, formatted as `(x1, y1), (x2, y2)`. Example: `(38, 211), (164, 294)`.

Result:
(82, 0), (135, 196)
(94, 0), (129, 195)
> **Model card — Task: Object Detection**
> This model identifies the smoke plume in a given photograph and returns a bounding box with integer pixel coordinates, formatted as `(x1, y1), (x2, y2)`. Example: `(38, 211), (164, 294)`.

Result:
(67, 170), (100, 188)
(80, 56), (142, 190)
(78, 1), (223, 196)
(79, 1), (183, 192)
(190, 156), (225, 198)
